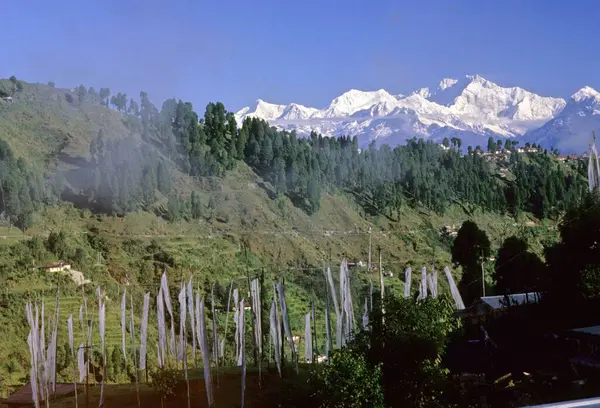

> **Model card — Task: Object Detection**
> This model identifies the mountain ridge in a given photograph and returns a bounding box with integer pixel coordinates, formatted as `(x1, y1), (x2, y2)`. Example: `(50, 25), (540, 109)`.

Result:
(236, 75), (595, 153)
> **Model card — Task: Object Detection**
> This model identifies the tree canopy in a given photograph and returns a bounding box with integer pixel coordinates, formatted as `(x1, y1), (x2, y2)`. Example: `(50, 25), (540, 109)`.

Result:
(545, 191), (600, 300)
(494, 236), (544, 294)
(350, 295), (460, 408)
(452, 220), (491, 304)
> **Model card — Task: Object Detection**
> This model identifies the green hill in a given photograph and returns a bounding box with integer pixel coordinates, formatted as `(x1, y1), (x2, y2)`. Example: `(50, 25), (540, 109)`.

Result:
(0, 77), (583, 391)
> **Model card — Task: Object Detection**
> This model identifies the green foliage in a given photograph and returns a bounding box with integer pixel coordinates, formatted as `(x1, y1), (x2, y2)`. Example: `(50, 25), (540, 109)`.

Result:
(351, 295), (460, 408)
(545, 191), (600, 299)
(84, 130), (172, 214)
(110, 93), (128, 112)
(150, 367), (180, 399)
(99, 88), (111, 106)
(0, 140), (47, 231)
(167, 195), (181, 222)
(451, 220), (491, 303)
(0, 373), (6, 397)
(494, 235), (544, 294)
(77, 85), (87, 103)
(46, 231), (69, 259)
(9, 78), (580, 221)
(308, 348), (384, 408)
(108, 346), (127, 382)
(234, 118), (585, 217)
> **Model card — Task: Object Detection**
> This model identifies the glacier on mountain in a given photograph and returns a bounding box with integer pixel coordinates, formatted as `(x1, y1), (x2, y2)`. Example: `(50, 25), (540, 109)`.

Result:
(235, 75), (597, 153)
(523, 86), (600, 154)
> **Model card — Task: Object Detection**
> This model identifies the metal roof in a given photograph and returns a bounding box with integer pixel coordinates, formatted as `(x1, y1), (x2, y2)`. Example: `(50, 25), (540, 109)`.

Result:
(480, 292), (541, 310)
(571, 326), (600, 336)
(520, 396), (600, 407)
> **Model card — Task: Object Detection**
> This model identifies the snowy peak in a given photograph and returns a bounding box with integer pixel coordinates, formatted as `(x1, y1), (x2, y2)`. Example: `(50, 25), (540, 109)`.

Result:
(234, 74), (583, 150)
(445, 74), (566, 122)
(253, 99), (286, 121)
(571, 86), (600, 103)
(322, 88), (397, 118)
(412, 87), (431, 99)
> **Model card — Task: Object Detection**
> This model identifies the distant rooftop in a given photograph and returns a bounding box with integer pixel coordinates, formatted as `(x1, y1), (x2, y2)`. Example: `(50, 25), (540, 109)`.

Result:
(480, 292), (541, 310)
(520, 396), (600, 407)
(571, 325), (600, 336)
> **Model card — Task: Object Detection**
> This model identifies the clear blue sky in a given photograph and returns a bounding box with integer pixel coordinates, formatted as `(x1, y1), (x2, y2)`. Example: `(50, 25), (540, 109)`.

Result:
(2, 0), (599, 112)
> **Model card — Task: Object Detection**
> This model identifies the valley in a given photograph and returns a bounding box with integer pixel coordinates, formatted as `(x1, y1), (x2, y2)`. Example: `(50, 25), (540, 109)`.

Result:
(0, 75), (595, 408)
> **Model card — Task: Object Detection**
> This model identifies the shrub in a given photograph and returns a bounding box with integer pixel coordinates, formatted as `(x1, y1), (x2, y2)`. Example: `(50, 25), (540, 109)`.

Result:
(308, 348), (384, 408)
(150, 367), (180, 399)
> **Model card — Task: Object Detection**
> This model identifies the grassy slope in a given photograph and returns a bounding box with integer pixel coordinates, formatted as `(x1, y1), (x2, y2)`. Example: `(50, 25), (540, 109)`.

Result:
(0, 80), (561, 391)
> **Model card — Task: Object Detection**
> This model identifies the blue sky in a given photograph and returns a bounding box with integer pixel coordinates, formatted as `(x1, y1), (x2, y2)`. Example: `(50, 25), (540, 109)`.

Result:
(2, 0), (599, 112)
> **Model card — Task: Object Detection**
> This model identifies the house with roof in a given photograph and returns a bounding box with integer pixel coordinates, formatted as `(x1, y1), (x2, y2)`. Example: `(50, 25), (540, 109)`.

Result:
(44, 261), (71, 273)
(458, 292), (542, 324)
(520, 396), (600, 407)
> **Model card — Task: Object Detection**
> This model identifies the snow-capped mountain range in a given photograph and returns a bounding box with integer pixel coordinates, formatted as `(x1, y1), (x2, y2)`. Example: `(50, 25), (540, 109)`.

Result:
(235, 75), (600, 154)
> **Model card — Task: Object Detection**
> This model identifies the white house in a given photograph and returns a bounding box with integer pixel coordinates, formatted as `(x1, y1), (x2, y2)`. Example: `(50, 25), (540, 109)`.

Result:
(44, 261), (71, 273)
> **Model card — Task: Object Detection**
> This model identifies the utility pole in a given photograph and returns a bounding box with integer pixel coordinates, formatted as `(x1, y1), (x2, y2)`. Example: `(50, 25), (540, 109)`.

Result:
(378, 246), (385, 318)
(481, 250), (486, 297)
(367, 227), (372, 273)
(244, 244), (258, 367)
(311, 297), (317, 363)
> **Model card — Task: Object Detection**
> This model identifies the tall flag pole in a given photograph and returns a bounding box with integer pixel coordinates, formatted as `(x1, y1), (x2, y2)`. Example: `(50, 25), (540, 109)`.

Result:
(120, 289), (127, 363)
(139, 292), (150, 383)
(221, 282), (234, 362)
(67, 314), (78, 408)
(197, 297), (214, 408)
(233, 288), (241, 365)
(157, 286), (166, 368)
(239, 297), (247, 408)
(444, 266), (465, 310)
(404, 268), (412, 299)
(161, 271), (176, 359)
(324, 272), (332, 360)
(304, 311), (313, 363)
(129, 295), (141, 408)
(178, 282), (190, 408)
(250, 278), (262, 385)
(269, 297), (281, 376)
(326, 266), (342, 349)
(277, 280), (298, 373)
(97, 288), (106, 408)
(210, 285), (220, 387)
(186, 278), (196, 365)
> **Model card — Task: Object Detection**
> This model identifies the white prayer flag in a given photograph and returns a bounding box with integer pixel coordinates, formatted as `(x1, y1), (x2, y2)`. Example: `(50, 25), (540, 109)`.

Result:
(121, 289), (127, 362)
(140, 292), (150, 370)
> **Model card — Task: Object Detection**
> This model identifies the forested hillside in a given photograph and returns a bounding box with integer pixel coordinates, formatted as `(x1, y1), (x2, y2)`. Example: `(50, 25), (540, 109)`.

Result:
(0, 76), (589, 392)
(0, 77), (587, 228)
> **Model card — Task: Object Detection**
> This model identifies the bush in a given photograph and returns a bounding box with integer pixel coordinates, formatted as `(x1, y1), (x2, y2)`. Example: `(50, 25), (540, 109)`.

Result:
(308, 348), (384, 408)
(150, 367), (180, 399)
(354, 295), (461, 408)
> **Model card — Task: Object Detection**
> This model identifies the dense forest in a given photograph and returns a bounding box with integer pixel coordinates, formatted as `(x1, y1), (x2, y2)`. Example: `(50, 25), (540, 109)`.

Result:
(0, 81), (589, 227)
(81, 85), (588, 221)
(0, 139), (49, 231)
